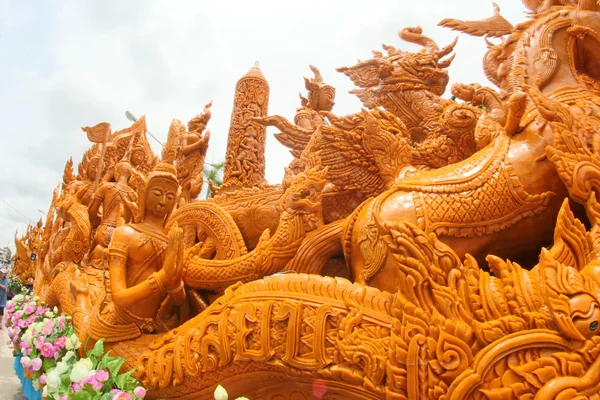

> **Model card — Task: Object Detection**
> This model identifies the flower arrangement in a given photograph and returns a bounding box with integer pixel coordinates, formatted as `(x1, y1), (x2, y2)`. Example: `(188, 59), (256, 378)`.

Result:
(41, 338), (146, 400)
(5, 291), (54, 357)
(5, 293), (147, 400)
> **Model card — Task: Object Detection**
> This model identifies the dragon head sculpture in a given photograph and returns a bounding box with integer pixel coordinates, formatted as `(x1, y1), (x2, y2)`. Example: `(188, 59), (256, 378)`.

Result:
(280, 163), (328, 231)
(337, 26), (457, 104)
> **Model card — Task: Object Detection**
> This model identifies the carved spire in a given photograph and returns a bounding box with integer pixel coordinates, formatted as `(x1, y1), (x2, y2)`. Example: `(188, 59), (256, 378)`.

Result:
(221, 63), (270, 192)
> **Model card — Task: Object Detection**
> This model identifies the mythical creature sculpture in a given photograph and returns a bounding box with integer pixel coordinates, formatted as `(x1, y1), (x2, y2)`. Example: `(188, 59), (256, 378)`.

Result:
(181, 163), (327, 293)
(23, 1), (600, 399)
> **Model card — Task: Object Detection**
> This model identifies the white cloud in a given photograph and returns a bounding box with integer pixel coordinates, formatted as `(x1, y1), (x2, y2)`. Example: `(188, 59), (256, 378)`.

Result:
(0, 0), (527, 250)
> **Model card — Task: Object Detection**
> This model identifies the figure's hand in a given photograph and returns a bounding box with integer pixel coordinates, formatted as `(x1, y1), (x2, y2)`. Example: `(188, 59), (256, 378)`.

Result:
(69, 268), (89, 301)
(160, 223), (184, 291)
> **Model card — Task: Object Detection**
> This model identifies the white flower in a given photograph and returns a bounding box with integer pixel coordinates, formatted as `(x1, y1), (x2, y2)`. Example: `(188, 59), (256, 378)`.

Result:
(56, 361), (69, 374)
(46, 370), (61, 392)
(53, 307), (58, 314)
(63, 350), (75, 363)
(32, 379), (40, 390)
(44, 311), (54, 318)
(70, 358), (94, 383)
(13, 294), (24, 302)
(65, 334), (81, 350)
(214, 385), (228, 400)
(41, 386), (48, 397)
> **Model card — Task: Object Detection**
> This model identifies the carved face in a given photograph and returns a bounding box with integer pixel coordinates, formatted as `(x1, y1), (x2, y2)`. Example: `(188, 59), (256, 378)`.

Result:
(87, 159), (99, 181)
(145, 181), (177, 219)
(131, 148), (146, 167)
(398, 54), (449, 95)
(281, 167), (327, 216)
(317, 88), (335, 111)
(570, 293), (600, 339)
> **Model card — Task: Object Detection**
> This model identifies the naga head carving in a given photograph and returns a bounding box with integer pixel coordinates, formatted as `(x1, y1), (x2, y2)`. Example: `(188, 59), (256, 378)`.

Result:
(280, 163), (328, 230)
(337, 26), (457, 101)
(540, 248), (600, 340)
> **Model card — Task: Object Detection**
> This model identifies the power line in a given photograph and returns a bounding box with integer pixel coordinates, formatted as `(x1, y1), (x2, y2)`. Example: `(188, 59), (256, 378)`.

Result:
(125, 110), (163, 146)
(0, 196), (35, 223)
(146, 130), (163, 147)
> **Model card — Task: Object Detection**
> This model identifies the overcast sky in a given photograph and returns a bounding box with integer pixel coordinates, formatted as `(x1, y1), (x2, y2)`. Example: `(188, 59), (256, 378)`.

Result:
(0, 0), (527, 251)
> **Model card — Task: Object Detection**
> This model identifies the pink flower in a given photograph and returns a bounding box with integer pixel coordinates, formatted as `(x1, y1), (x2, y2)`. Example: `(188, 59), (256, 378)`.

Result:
(31, 358), (42, 371)
(18, 320), (28, 329)
(40, 342), (55, 358)
(134, 386), (146, 398)
(27, 315), (36, 325)
(39, 374), (46, 385)
(36, 306), (44, 314)
(60, 397), (67, 400)
(90, 379), (103, 390)
(111, 390), (132, 400)
(71, 382), (82, 392)
(58, 315), (66, 330)
(6, 302), (15, 312)
(41, 320), (55, 335)
(24, 305), (35, 314)
(53, 336), (67, 350)
(95, 369), (109, 382)
(35, 336), (46, 350)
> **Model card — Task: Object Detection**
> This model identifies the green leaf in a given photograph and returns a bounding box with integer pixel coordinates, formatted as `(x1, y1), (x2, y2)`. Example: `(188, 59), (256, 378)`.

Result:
(114, 369), (138, 391)
(100, 393), (115, 400)
(106, 357), (126, 379)
(71, 390), (93, 400)
(42, 358), (55, 372)
(87, 339), (104, 364)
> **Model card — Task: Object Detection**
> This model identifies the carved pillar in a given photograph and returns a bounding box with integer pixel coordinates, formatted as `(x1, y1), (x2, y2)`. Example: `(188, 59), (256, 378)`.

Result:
(221, 62), (270, 192)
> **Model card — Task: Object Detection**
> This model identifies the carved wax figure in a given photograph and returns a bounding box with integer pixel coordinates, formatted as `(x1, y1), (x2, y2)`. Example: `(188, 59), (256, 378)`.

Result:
(87, 163), (186, 342)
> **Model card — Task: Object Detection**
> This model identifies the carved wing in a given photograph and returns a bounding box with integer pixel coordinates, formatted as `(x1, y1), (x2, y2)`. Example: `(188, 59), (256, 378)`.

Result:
(303, 110), (410, 196)
(63, 158), (76, 185)
(256, 115), (313, 156)
(438, 3), (514, 38)
(162, 119), (184, 164)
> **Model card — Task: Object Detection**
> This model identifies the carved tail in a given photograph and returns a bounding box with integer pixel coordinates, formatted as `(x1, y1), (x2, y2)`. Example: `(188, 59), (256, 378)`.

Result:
(166, 201), (247, 257)
(182, 214), (306, 291)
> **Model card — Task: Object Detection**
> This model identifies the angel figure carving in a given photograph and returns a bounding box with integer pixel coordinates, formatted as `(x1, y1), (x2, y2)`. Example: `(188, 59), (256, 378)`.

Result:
(162, 102), (212, 206)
